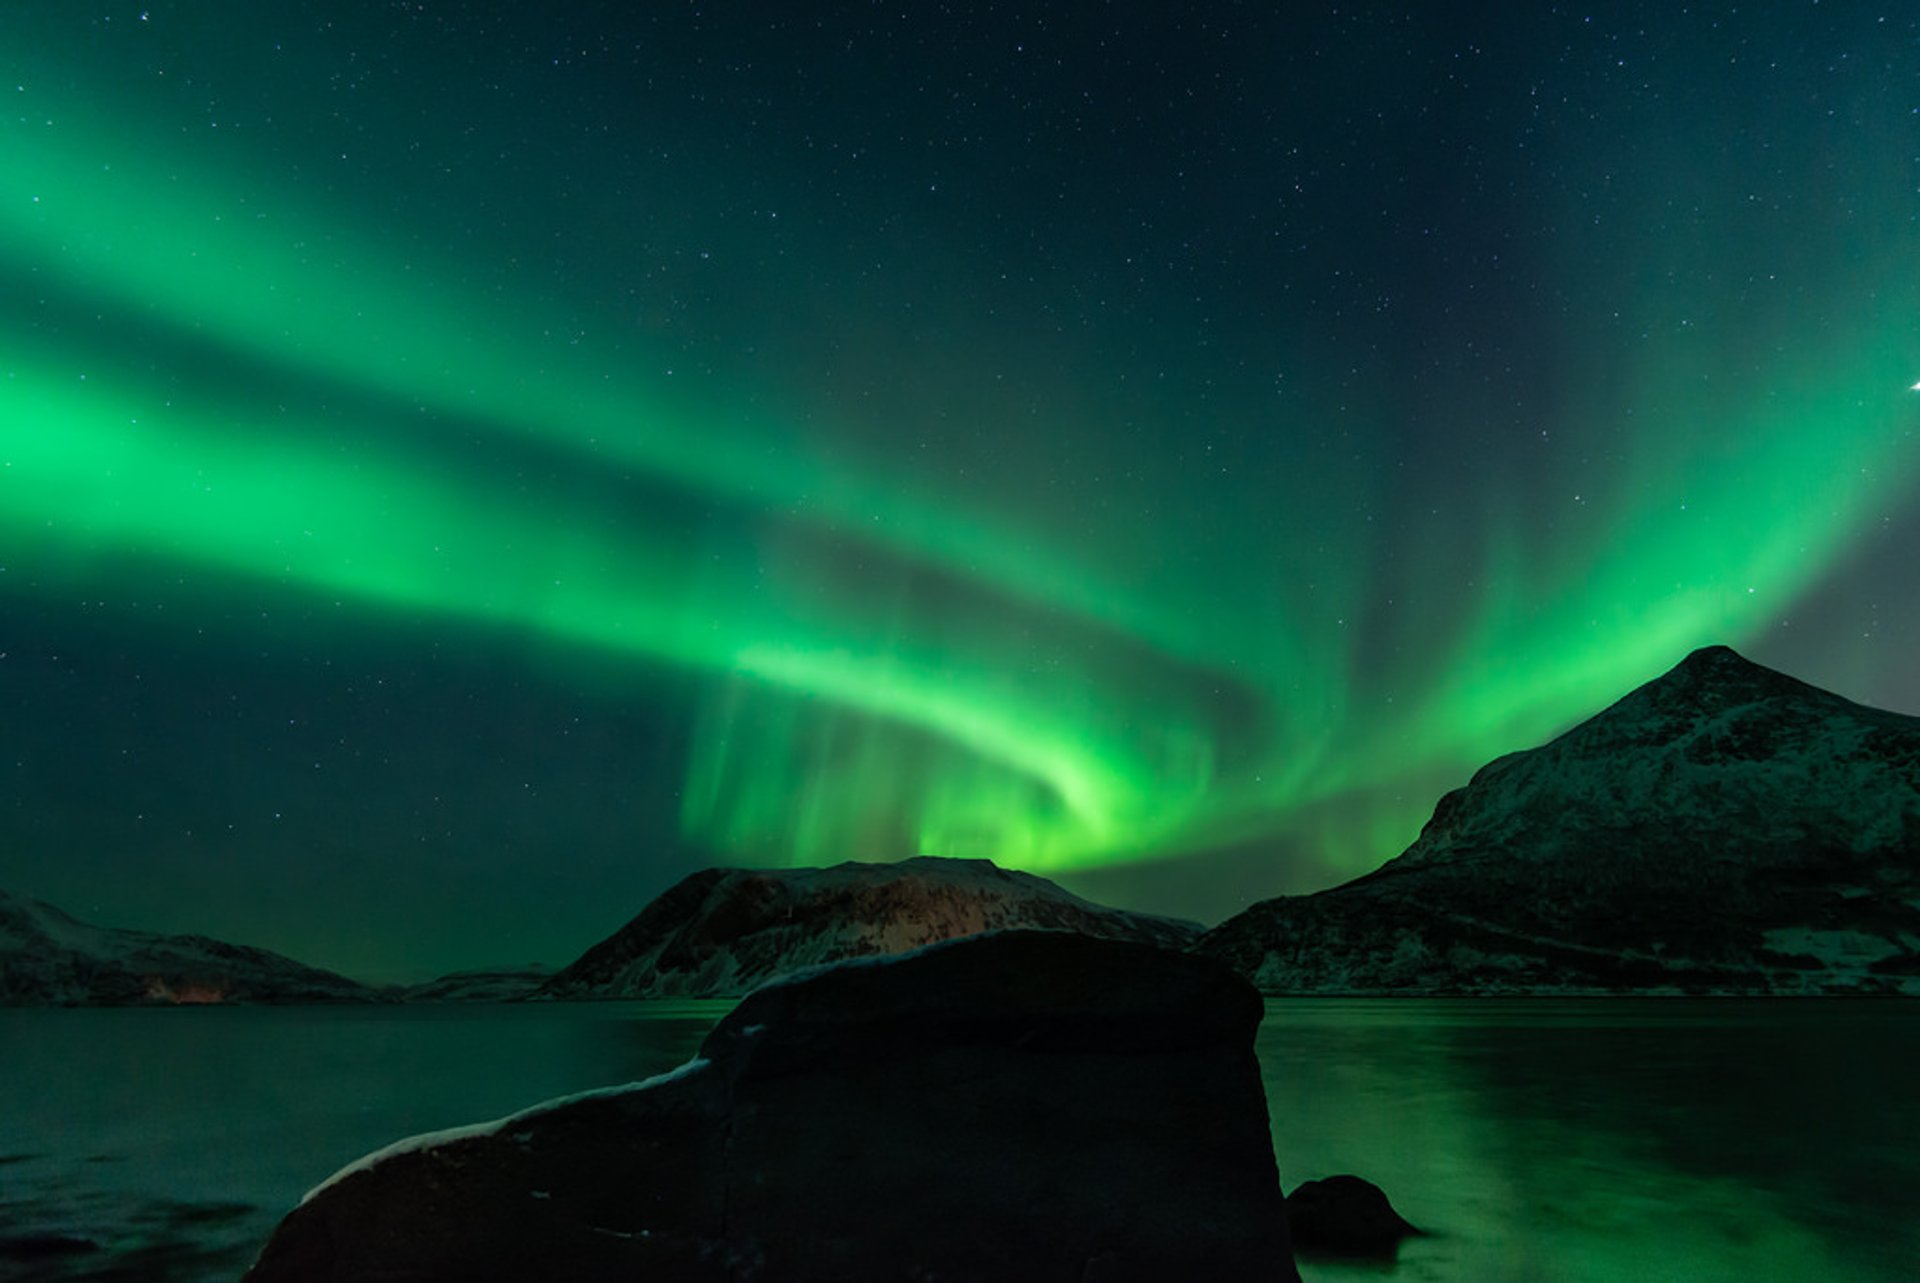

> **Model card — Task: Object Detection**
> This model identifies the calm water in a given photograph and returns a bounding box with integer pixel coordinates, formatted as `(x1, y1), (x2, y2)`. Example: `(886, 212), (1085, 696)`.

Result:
(1261, 1000), (1920, 1283)
(2, 999), (1915, 1281)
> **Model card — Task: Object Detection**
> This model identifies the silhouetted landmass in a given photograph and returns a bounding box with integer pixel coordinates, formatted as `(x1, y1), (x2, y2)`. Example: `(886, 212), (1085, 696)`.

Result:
(539, 855), (1202, 998)
(0, 891), (375, 1005)
(1201, 646), (1920, 993)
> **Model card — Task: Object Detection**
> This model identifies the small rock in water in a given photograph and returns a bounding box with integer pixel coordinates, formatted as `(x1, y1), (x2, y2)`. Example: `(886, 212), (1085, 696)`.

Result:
(1285, 1175), (1422, 1257)
(0, 1232), (102, 1261)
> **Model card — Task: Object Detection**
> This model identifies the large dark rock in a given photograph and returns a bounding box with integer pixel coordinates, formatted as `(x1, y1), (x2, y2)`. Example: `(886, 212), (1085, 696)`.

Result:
(539, 855), (1202, 999)
(1285, 1175), (1421, 1257)
(244, 930), (1297, 1282)
(1201, 646), (1920, 994)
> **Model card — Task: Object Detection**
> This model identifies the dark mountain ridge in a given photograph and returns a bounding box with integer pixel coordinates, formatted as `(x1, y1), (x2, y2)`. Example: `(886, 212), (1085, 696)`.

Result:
(1199, 646), (1920, 994)
(15, 647), (1914, 1002)
(539, 855), (1202, 999)
(0, 890), (376, 1005)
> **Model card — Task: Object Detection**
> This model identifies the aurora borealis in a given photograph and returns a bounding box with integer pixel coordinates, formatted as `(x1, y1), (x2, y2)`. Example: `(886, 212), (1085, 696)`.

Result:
(4, 4), (1918, 978)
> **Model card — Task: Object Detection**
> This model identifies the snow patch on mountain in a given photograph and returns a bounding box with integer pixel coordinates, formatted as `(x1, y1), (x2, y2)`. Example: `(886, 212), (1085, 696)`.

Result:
(1761, 927), (1903, 965)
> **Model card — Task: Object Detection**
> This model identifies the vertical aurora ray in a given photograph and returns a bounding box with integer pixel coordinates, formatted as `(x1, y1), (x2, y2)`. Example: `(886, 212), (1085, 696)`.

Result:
(1398, 334), (1920, 777)
(1382, 51), (1920, 786)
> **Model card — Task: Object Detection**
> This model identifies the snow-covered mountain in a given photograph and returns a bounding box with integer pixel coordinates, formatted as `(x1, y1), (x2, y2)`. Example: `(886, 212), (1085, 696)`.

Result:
(538, 856), (1203, 998)
(1200, 646), (1920, 994)
(0, 891), (375, 1005)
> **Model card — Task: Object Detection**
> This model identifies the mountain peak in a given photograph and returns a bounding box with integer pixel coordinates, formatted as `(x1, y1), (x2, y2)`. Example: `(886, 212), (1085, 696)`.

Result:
(1199, 647), (1920, 995)
(541, 857), (1201, 999)
(1660, 642), (1800, 693)
(1676, 642), (1747, 670)
(1593, 643), (1842, 734)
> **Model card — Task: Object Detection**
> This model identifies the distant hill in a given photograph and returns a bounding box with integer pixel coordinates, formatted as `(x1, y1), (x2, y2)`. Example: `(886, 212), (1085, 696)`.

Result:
(538, 856), (1203, 999)
(1200, 646), (1920, 994)
(395, 963), (555, 1002)
(0, 890), (376, 1005)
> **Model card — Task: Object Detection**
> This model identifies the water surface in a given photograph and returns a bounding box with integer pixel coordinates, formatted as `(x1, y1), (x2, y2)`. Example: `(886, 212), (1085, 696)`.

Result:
(0, 1002), (723, 1280)
(2, 999), (1914, 1280)
(1262, 999), (1920, 1282)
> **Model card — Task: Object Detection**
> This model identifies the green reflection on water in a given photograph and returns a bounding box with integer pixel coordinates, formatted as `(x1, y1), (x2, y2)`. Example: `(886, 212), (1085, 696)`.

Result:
(1259, 999), (1920, 1283)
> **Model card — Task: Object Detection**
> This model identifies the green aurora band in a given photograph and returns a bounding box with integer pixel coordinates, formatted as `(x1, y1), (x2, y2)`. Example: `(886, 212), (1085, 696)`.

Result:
(5, 71), (1919, 881)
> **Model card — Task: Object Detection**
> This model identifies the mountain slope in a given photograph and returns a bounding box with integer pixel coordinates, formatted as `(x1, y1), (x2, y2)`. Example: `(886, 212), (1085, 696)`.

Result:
(539, 856), (1203, 998)
(395, 964), (555, 1002)
(0, 891), (376, 1005)
(1199, 646), (1920, 994)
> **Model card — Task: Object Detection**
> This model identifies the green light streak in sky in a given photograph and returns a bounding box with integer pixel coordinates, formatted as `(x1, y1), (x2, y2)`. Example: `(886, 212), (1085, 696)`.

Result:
(0, 97), (1253, 678)
(5, 72), (1919, 882)
(1405, 334), (1920, 775)
(0, 357), (1198, 864)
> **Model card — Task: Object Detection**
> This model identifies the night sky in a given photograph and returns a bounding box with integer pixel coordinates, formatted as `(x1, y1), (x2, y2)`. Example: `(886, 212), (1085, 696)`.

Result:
(4, 3), (1917, 981)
